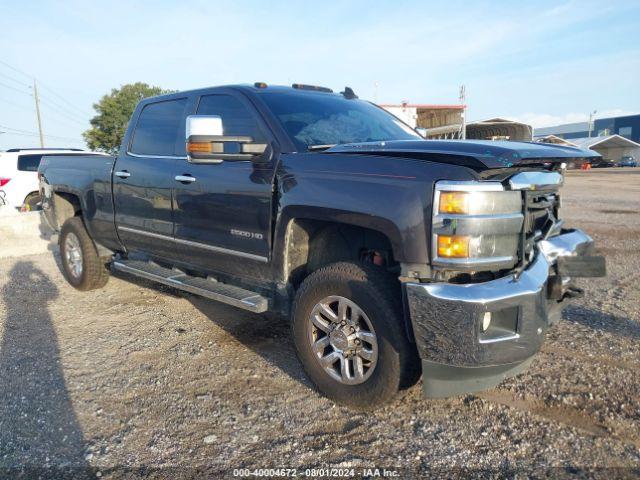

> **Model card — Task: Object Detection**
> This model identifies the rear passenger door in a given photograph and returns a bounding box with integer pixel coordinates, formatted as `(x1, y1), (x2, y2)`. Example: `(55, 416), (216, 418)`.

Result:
(113, 97), (191, 259)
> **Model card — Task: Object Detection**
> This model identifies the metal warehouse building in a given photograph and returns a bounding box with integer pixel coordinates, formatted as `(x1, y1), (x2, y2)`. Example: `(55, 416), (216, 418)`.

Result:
(534, 113), (640, 143)
(534, 113), (640, 161)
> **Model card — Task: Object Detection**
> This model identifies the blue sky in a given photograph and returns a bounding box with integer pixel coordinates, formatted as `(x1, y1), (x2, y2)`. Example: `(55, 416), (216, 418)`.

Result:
(1, 0), (639, 149)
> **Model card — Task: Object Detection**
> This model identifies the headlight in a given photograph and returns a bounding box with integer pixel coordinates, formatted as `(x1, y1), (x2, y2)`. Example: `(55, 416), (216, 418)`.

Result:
(438, 190), (522, 216)
(432, 181), (523, 270)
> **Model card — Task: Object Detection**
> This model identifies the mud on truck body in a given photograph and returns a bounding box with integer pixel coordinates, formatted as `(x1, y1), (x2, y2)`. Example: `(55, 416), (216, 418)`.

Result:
(39, 83), (605, 409)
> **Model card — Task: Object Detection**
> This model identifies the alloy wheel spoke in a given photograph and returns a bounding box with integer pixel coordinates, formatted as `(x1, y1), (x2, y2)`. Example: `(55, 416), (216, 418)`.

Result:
(318, 302), (338, 323)
(320, 351), (341, 369)
(311, 313), (331, 333)
(353, 355), (364, 379)
(358, 347), (374, 362)
(340, 356), (351, 380)
(357, 331), (375, 344)
(312, 336), (330, 356)
(338, 299), (348, 322)
(350, 304), (362, 323)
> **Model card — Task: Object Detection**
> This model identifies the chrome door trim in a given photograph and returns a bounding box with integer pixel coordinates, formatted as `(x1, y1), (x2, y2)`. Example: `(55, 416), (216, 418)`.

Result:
(126, 151), (188, 160)
(117, 226), (172, 242)
(117, 226), (269, 263)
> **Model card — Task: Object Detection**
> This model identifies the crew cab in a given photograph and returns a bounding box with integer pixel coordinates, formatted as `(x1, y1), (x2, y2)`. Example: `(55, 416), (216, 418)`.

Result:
(39, 83), (605, 409)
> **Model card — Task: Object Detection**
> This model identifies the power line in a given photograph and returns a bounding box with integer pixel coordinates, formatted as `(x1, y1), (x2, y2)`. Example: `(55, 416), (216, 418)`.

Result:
(38, 97), (88, 126)
(38, 93), (89, 123)
(0, 124), (36, 134)
(0, 59), (92, 117)
(0, 60), (91, 148)
(2, 131), (84, 143)
(0, 123), (83, 142)
(0, 80), (32, 96)
(0, 71), (30, 88)
(0, 59), (32, 80)
(39, 82), (92, 117)
(0, 96), (34, 112)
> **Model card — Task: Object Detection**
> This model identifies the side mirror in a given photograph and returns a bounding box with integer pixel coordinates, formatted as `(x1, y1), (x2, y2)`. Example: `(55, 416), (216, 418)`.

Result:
(185, 115), (268, 163)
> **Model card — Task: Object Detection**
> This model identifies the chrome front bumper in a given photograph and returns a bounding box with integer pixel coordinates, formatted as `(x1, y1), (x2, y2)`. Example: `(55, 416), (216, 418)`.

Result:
(405, 228), (599, 397)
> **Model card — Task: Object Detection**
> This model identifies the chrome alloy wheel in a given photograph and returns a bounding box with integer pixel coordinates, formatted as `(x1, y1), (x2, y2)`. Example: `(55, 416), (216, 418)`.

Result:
(64, 232), (83, 278)
(308, 295), (378, 385)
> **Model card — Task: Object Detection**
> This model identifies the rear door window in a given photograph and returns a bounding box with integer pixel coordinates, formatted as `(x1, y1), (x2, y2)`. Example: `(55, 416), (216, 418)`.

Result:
(17, 154), (44, 172)
(130, 98), (188, 156)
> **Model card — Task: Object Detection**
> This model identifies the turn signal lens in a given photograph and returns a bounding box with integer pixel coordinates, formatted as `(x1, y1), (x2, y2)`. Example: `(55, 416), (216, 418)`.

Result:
(437, 235), (470, 258)
(439, 191), (469, 214)
(187, 142), (212, 153)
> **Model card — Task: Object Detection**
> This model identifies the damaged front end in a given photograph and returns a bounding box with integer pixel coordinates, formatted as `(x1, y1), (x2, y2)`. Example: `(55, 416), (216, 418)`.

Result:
(403, 170), (606, 398)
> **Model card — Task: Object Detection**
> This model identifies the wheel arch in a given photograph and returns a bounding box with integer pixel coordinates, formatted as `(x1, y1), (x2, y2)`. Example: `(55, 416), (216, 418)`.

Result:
(274, 208), (402, 288)
(49, 191), (82, 230)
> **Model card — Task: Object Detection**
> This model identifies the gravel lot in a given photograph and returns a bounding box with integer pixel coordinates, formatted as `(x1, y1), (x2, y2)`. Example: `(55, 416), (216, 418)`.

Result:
(0, 169), (639, 478)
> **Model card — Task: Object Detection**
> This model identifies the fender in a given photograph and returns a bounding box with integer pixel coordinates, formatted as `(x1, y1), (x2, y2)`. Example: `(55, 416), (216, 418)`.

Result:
(272, 205), (406, 282)
(271, 152), (480, 282)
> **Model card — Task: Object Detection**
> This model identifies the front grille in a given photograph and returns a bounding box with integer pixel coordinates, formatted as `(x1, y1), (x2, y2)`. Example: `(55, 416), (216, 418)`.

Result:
(522, 190), (560, 261)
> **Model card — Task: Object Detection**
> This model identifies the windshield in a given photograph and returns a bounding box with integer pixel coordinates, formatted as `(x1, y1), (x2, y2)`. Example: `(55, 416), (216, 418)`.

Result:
(259, 92), (421, 151)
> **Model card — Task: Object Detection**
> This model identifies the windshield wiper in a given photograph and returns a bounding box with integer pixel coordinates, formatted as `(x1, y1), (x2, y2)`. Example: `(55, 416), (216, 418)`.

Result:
(307, 144), (336, 151)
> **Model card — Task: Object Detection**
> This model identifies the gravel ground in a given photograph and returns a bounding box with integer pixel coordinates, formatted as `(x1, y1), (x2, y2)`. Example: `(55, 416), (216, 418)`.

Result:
(0, 169), (639, 479)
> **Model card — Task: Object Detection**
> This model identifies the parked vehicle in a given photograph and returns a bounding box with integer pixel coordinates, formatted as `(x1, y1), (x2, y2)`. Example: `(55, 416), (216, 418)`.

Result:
(619, 155), (637, 167)
(590, 157), (617, 168)
(0, 148), (105, 210)
(39, 83), (606, 409)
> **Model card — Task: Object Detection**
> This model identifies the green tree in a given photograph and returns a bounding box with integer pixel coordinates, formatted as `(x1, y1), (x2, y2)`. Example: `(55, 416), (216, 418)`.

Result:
(83, 82), (173, 153)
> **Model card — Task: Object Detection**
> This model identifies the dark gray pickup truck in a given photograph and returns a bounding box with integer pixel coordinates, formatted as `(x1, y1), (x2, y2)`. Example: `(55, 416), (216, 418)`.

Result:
(39, 83), (605, 409)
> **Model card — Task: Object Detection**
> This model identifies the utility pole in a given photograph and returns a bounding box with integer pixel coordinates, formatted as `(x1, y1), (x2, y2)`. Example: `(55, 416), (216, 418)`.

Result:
(588, 110), (597, 138)
(459, 85), (466, 140)
(33, 79), (44, 147)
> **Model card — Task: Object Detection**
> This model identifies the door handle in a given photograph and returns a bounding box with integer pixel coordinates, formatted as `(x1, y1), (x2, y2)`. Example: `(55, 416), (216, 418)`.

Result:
(115, 170), (131, 179)
(175, 175), (196, 183)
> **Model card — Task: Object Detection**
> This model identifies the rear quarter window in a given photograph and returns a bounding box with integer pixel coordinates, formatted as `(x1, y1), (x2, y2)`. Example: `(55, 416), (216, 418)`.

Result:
(17, 154), (44, 172)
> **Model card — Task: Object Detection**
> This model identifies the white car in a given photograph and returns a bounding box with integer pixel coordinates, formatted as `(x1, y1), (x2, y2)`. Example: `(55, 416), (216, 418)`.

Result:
(0, 148), (104, 210)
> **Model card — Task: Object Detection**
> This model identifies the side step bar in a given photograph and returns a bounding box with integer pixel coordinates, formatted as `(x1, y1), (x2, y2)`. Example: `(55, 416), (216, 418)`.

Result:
(112, 260), (269, 313)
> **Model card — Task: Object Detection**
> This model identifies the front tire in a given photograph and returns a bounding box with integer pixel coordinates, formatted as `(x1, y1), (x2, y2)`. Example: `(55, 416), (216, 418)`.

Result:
(59, 217), (110, 291)
(291, 261), (418, 409)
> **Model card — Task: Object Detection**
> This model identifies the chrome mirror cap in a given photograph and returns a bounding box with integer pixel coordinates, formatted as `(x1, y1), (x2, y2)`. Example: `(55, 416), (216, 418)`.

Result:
(186, 115), (223, 139)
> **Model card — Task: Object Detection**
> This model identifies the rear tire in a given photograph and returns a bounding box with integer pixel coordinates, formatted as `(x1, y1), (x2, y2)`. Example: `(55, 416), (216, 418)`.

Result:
(59, 217), (110, 291)
(23, 192), (42, 211)
(291, 261), (419, 409)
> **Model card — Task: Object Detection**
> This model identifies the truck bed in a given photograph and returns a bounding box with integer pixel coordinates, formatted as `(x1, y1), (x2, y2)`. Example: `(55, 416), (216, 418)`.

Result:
(39, 153), (119, 251)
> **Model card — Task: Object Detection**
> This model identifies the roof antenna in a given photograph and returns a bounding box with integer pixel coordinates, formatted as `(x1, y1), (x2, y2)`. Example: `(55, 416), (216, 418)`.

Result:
(341, 86), (358, 99)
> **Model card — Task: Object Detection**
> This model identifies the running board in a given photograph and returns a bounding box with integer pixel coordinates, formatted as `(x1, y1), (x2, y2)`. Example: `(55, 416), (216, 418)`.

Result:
(112, 260), (269, 313)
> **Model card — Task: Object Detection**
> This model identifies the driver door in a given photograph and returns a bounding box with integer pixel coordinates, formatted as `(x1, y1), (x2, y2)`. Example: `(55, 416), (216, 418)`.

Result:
(172, 92), (276, 277)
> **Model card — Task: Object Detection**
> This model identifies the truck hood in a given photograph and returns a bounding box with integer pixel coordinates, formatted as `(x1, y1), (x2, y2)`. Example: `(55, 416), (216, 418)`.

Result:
(325, 139), (601, 170)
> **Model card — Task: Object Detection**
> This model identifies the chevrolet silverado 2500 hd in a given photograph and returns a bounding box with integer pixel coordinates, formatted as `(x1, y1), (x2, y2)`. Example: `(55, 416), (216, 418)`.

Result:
(39, 83), (605, 409)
